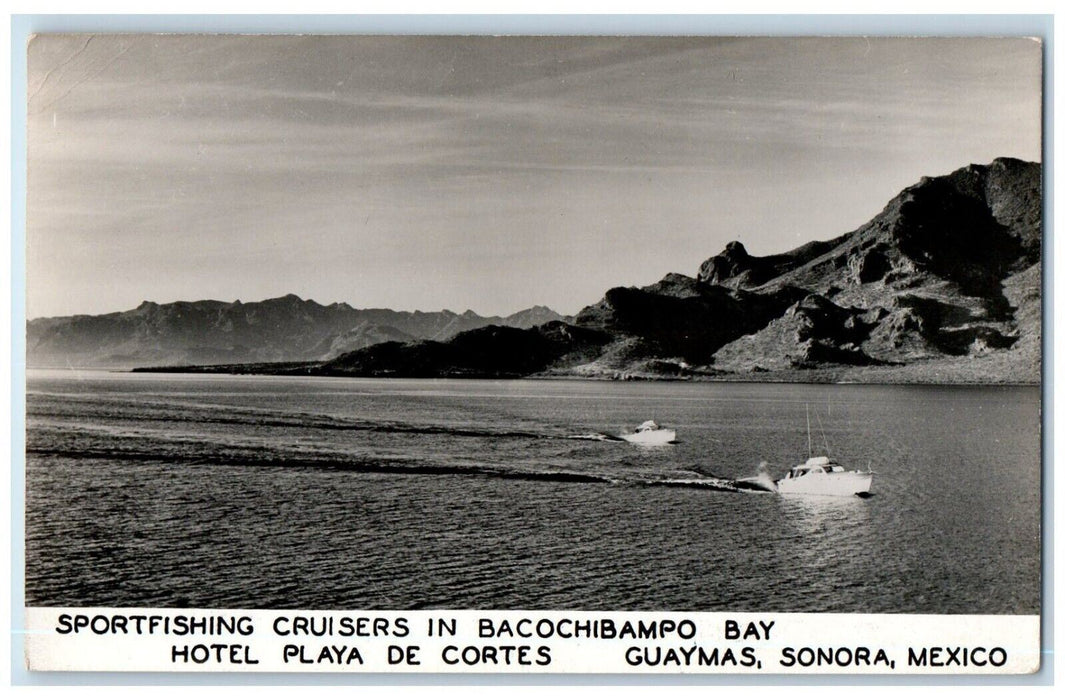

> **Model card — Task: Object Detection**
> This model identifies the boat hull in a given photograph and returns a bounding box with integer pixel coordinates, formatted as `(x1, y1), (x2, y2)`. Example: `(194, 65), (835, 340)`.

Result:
(775, 471), (873, 496)
(621, 429), (676, 445)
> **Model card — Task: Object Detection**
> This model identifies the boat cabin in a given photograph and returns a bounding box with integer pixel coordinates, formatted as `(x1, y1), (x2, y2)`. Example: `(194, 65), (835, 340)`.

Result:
(784, 456), (846, 479)
(635, 420), (660, 432)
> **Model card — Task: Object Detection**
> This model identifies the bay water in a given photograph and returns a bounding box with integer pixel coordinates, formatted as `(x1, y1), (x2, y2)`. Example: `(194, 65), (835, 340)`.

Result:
(25, 370), (1041, 613)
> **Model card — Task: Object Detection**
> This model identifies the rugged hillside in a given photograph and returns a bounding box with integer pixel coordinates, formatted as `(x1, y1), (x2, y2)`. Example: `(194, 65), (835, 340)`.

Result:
(318, 321), (613, 378)
(309, 157), (1038, 383)
(573, 274), (808, 365)
(698, 239), (844, 289)
(711, 294), (883, 372)
(27, 295), (563, 368)
(706, 158), (1040, 378)
(98, 157), (1042, 383)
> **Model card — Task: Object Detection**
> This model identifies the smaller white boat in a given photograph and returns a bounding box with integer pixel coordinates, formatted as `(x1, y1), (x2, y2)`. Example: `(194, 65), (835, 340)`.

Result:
(621, 420), (677, 445)
(775, 456), (874, 497)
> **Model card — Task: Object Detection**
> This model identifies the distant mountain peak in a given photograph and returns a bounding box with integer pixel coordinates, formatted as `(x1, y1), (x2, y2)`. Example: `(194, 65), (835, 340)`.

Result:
(28, 294), (564, 369)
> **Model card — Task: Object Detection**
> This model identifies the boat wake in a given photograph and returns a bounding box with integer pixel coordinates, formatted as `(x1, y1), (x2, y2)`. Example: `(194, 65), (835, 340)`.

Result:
(633, 476), (742, 492)
(29, 439), (781, 494)
(565, 433), (624, 442)
(730, 462), (780, 492)
(28, 445), (618, 484)
(28, 403), (842, 495)
(32, 400), (654, 444)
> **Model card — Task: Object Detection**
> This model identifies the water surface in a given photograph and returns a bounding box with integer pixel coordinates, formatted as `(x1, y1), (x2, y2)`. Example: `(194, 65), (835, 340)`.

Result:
(25, 370), (1041, 613)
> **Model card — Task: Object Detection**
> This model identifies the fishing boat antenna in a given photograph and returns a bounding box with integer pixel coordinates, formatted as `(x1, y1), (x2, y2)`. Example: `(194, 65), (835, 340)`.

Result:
(805, 404), (812, 458)
(815, 411), (832, 456)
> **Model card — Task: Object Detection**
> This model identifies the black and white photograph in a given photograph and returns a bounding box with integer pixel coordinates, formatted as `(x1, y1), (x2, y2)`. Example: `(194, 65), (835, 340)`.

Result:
(20, 32), (1044, 673)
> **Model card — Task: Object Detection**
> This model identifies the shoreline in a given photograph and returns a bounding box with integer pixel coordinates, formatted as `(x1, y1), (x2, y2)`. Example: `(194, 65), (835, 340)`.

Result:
(28, 364), (1040, 388)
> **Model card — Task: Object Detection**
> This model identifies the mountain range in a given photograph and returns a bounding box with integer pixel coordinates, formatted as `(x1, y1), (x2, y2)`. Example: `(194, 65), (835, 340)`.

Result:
(32, 157), (1041, 384)
(27, 297), (564, 368)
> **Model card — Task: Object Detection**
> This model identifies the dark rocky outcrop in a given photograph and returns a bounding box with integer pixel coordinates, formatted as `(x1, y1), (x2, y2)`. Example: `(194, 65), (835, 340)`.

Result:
(319, 322), (612, 378)
(698, 238), (842, 288)
(713, 294), (882, 371)
(574, 279), (806, 364)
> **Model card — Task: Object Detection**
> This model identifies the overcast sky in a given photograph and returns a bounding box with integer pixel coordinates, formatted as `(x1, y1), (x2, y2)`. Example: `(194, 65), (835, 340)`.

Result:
(27, 36), (1042, 319)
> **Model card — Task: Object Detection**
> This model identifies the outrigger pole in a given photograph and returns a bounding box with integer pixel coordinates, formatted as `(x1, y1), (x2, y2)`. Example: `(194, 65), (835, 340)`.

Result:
(806, 403), (812, 458)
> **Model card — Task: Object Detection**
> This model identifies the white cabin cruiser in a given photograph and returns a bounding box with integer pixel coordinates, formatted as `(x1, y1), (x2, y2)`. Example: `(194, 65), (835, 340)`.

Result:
(775, 405), (875, 496)
(776, 456), (874, 496)
(621, 420), (676, 445)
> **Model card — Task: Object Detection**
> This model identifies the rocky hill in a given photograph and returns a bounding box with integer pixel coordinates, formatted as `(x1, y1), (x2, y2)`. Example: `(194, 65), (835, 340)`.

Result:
(89, 157), (1042, 384)
(558, 156), (1039, 381)
(319, 321), (613, 378)
(704, 157), (1041, 380)
(27, 295), (564, 369)
(319, 158), (1039, 384)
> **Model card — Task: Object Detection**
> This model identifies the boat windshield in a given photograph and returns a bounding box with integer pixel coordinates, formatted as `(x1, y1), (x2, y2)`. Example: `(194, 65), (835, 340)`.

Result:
(788, 460), (846, 478)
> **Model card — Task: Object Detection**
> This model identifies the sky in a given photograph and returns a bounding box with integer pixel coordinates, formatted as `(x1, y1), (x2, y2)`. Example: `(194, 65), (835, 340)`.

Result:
(26, 36), (1042, 319)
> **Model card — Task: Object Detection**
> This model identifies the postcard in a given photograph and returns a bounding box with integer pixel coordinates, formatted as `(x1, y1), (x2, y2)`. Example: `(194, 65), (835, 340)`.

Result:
(22, 33), (1044, 675)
